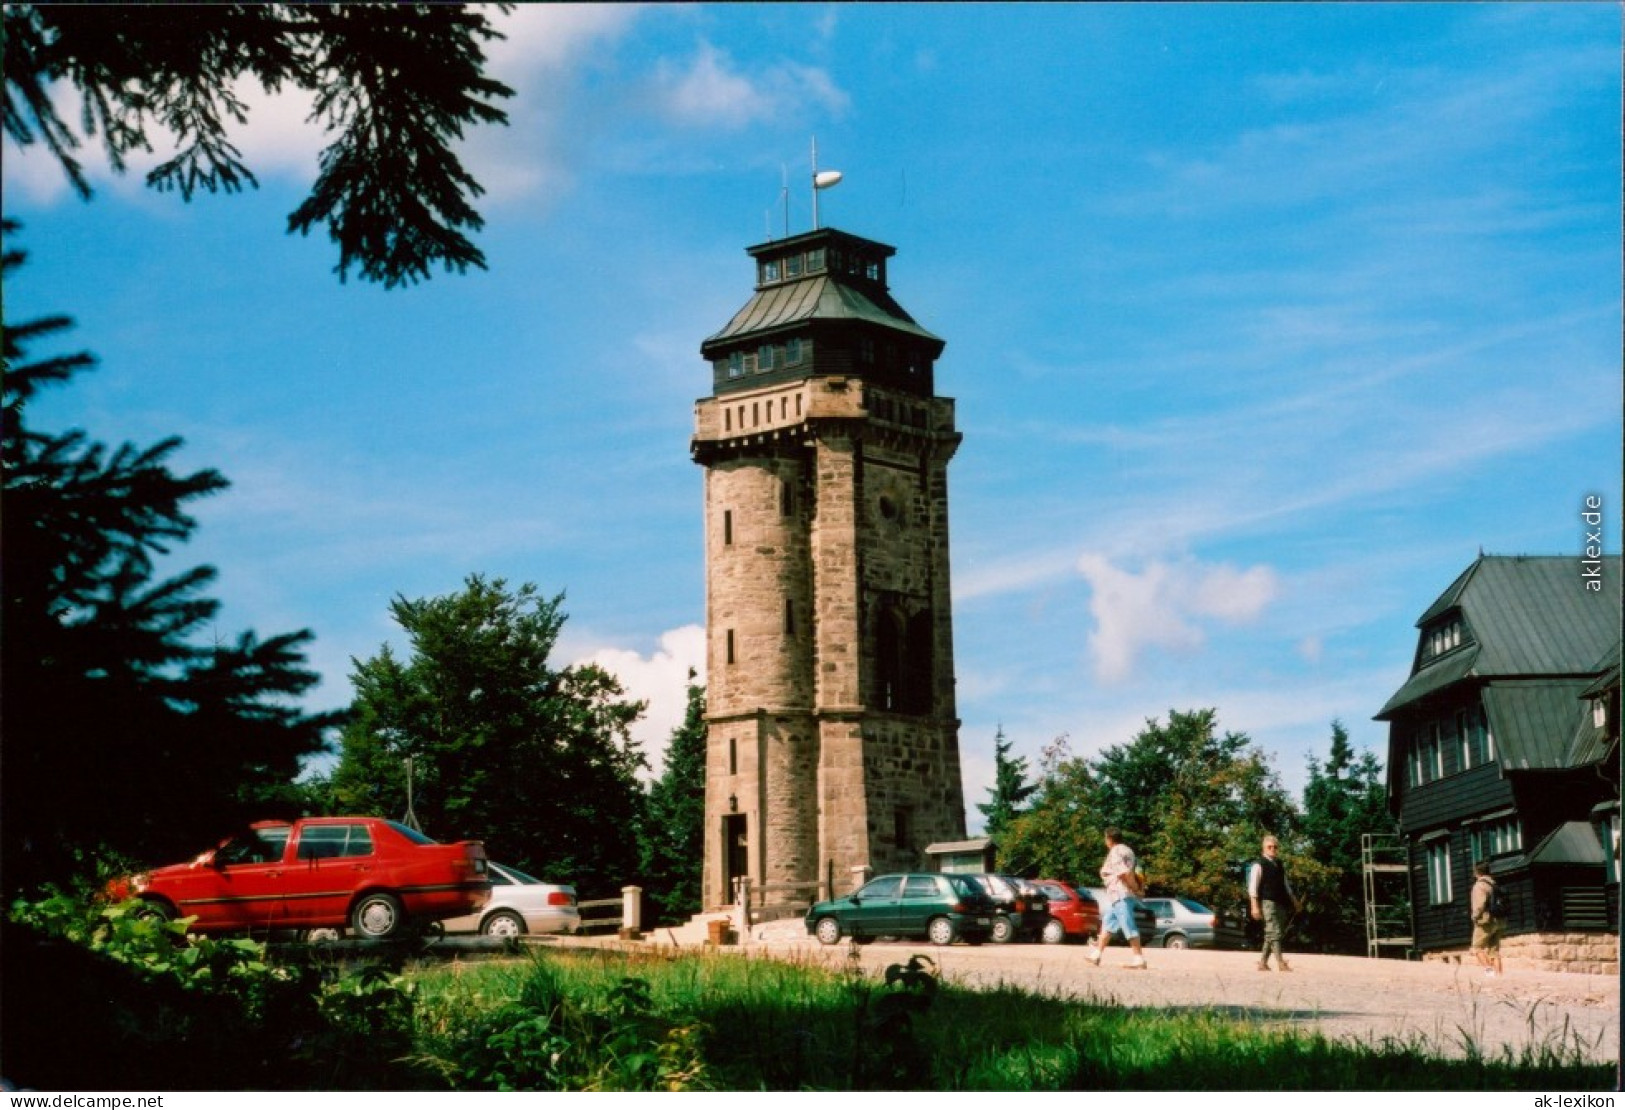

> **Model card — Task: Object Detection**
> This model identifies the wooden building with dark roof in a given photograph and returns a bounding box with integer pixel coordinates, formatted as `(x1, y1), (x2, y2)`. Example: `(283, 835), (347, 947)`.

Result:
(1375, 555), (1620, 971)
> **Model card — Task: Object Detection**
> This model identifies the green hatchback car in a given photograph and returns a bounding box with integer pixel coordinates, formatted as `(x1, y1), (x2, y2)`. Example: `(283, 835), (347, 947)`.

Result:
(805, 872), (996, 946)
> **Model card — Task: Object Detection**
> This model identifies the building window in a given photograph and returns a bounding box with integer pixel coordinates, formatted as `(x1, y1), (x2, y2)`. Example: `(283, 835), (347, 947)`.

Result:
(728, 352), (744, 379)
(1460, 706), (1492, 769)
(859, 337), (875, 364)
(723, 510), (733, 546)
(784, 599), (795, 635)
(761, 259), (781, 283)
(1470, 816), (1522, 861)
(757, 345), (775, 372)
(786, 253), (803, 278)
(893, 808), (912, 849)
(1598, 809), (1620, 885)
(726, 629), (736, 665)
(780, 479), (794, 517)
(1425, 840), (1453, 905)
(1410, 723), (1442, 787)
(807, 247), (825, 271)
(787, 337), (804, 365)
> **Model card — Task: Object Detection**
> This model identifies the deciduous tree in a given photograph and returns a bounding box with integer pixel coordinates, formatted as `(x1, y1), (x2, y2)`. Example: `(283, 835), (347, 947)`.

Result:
(331, 576), (647, 894)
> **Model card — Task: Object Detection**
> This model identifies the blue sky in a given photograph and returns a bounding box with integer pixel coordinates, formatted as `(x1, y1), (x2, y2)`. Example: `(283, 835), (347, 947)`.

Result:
(5, 4), (1619, 830)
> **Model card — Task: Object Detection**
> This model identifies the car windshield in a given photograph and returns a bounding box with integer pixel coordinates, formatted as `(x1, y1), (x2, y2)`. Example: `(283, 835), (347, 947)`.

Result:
(1176, 897), (1212, 914)
(497, 864), (543, 885)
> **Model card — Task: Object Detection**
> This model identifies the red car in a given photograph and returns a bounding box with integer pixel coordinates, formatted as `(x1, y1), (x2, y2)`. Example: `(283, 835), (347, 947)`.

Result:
(1033, 878), (1102, 945)
(106, 817), (490, 939)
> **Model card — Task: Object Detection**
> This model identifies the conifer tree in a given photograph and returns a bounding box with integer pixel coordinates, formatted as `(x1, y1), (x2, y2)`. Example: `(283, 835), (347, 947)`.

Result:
(4, 4), (512, 287)
(638, 676), (707, 924)
(978, 726), (1037, 841)
(1, 233), (336, 891)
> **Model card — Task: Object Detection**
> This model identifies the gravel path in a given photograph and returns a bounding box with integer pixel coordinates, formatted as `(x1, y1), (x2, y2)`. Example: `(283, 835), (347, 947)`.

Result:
(710, 928), (1621, 1065)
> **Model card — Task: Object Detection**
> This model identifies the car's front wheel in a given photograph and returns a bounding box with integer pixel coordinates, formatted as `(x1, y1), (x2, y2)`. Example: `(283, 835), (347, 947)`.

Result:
(1041, 917), (1066, 945)
(1162, 932), (1187, 950)
(927, 916), (957, 946)
(350, 892), (405, 940)
(133, 898), (175, 923)
(989, 914), (1015, 944)
(481, 910), (526, 938)
(814, 916), (842, 945)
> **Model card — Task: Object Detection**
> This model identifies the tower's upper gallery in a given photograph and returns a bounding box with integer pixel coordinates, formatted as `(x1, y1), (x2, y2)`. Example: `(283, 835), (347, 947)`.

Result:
(700, 227), (944, 398)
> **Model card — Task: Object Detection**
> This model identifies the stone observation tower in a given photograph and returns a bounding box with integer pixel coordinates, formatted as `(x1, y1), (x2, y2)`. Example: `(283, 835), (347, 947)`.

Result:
(691, 227), (967, 911)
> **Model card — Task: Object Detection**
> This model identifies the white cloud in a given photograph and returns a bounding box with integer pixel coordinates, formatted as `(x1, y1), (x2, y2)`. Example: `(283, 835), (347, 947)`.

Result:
(650, 41), (849, 130)
(1075, 554), (1279, 684)
(577, 624), (706, 780)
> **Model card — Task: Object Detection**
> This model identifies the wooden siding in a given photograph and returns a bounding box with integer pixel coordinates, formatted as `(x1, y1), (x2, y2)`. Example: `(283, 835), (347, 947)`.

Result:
(1401, 762), (1513, 831)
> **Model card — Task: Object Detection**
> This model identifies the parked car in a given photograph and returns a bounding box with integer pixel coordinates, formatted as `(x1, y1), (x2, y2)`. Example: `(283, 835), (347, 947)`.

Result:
(104, 817), (490, 940)
(1085, 887), (1159, 944)
(1141, 895), (1247, 949)
(1032, 879), (1101, 944)
(438, 861), (580, 937)
(805, 872), (995, 946)
(966, 873), (1052, 943)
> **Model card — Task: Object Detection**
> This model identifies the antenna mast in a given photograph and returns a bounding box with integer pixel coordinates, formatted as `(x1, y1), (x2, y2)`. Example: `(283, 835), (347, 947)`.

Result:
(811, 136), (843, 230)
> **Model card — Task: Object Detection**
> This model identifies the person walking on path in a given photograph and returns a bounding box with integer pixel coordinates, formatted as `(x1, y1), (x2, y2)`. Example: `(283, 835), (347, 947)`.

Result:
(1088, 827), (1148, 970)
(1248, 835), (1300, 971)
(1470, 861), (1505, 978)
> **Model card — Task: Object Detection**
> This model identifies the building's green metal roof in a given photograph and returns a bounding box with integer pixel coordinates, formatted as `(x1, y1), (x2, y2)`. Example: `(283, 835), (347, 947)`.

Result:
(1527, 820), (1607, 867)
(1376, 555), (1622, 719)
(702, 273), (942, 350)
(1567, 653), (1620, 766)
(1481, 681), (1592, 770)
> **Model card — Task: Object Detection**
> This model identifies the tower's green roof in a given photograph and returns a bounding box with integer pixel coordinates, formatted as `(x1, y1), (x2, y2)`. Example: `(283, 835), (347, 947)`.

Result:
(700, 227), (942, 356)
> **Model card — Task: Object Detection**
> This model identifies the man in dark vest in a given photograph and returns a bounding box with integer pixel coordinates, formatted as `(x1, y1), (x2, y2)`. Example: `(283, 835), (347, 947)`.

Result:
(1247, 834), (1300, 971)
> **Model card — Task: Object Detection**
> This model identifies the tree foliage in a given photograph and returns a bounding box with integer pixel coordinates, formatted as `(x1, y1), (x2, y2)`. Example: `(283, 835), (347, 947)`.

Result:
(976, 725), (1037, 841)
(1, 232), (337, 892)
(4, 3), (512, 287)
(1298, 720), (1399, 953)
(1001, 710), (1318, 917)
(330, 576), (646, 893)
(637, 676), (707, 925)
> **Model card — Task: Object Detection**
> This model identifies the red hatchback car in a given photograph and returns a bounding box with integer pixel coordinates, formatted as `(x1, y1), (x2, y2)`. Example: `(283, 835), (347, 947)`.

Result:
(1033, 878), (1102, 945)
(106, 817), (491, 940)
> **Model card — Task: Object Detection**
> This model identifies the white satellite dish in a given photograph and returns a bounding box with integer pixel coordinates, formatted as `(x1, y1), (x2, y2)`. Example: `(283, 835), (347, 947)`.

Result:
(814, 170), (844, 189)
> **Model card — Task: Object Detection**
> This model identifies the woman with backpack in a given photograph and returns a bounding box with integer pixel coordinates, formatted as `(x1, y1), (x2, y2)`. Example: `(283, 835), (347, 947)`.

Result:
(1470, 861), (1505, 978)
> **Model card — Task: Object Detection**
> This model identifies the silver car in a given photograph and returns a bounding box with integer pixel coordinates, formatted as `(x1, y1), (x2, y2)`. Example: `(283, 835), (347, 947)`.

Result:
(1141, 895), (1245, 949)
(438, 861), (581, 938)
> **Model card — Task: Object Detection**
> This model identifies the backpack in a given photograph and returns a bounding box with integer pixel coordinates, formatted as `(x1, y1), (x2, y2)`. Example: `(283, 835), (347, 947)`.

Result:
(1476, 877), (1500, 921)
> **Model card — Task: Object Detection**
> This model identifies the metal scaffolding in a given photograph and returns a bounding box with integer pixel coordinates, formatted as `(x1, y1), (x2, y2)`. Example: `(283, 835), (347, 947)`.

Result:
(1362, 832), (1414, 958)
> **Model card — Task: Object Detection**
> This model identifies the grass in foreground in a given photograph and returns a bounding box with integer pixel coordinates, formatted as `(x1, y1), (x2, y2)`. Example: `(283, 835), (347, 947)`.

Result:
(405, 947), (1613, 1091)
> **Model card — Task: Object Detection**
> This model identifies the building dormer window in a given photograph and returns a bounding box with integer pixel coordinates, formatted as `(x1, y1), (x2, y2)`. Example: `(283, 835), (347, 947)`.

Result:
(786, 338), (804, 365)
(1422, 615), (1465, 662)
(786, 254), (803, 278)
(761, 259), (781, 283)
(807, 247), (825, 271)
(728, 352), (744, 379)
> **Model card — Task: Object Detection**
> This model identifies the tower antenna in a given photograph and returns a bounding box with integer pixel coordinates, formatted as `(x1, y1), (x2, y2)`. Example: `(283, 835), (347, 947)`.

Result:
(811, 136), (843, 230)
